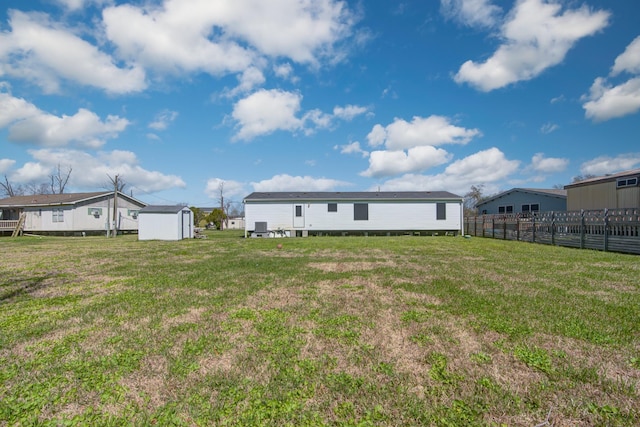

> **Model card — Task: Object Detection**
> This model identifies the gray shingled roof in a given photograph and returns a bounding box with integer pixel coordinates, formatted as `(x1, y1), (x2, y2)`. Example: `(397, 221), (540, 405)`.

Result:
(0, 192), (112, 207)
(478, 188), (567, 206)
(244, 191), (462, 202)
(564, 168), (640, 188)
(139, 205), (189, 214)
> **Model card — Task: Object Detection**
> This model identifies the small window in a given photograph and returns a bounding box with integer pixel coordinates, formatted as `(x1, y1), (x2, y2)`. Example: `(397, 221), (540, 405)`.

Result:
(617, 177), (638, 188)
(52, 208), (64, 223)
(498, 205), (513, 214)
(436, 202), (446, 220)
(531, 204), (540, 212)
(354, 203), (368, 221)
(522, 204), (530, 213)
(295, 205), (302, 217)
(328, 203), (337, 212)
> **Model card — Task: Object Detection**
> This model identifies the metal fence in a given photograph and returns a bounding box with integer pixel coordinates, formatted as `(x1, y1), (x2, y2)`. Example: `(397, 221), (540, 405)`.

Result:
(464, 208), (640, 255)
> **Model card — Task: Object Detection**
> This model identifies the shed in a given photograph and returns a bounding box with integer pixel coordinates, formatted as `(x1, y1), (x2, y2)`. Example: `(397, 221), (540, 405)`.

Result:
(138, 205), (194, 241)
(476, 188), (567, 215)
(564, 169), (640, 210)
(243, 191), (463, 237)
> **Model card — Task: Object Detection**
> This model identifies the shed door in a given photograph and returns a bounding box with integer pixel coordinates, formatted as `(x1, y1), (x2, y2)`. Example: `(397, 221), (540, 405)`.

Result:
(182, 210), (191, 239)
(293, 204), (304, 228)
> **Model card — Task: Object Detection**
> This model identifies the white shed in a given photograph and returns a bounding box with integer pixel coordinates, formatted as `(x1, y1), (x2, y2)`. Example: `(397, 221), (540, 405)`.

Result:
(243, 191), (464, 237)
(138, 205), (194, 241)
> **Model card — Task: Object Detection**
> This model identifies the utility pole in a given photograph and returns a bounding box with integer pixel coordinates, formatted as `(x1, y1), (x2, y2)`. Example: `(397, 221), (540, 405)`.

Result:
(107, 174), (119, 237)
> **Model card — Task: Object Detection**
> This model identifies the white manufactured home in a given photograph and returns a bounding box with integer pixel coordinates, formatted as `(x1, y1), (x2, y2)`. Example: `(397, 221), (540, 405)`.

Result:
(243, 191), (464, 237)
(0, 191), (146, 236)
(138, 205), (194, 241)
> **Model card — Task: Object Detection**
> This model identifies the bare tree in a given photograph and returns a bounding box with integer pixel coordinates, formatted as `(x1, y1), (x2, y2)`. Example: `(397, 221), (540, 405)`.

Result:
(49, 164), (73, 194)
(1, 175), (23, 197)
(463, 184), (485, 215)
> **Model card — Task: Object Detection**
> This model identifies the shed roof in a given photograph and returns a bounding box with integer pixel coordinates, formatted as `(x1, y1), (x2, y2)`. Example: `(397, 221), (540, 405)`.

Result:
(0, 191), (146, 208)
(477, 188), (567, 207)
(244, 191), (462, 202)
(564, 168), (640, 189)
(139, 205), (190, 214)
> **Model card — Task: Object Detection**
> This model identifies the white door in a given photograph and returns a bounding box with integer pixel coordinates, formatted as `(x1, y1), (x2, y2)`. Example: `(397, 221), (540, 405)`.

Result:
(182, 210), (191, 239)
(293, 204), (304, 228)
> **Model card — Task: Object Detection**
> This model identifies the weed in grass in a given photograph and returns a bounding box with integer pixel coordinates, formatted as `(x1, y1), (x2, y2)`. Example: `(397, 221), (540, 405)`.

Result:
(400, 309), (431, 323)
(426, 352), (463, 385)
(470, 351), (492, 364)
(409, 332), (433, 347)
(514, 344), (553, 375)
(630, 357), (640, 369)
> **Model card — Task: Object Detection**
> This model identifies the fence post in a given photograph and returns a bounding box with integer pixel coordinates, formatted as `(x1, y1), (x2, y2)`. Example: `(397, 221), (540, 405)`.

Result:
(516, 215), (520, 241)
(503, 216), (507, 240)
(580, 210), (585, 249)
(532, 214), (536, 243)
(604, 208), (609, 252)
(551, 211), (555, 246)
(492, 216), (495, 239)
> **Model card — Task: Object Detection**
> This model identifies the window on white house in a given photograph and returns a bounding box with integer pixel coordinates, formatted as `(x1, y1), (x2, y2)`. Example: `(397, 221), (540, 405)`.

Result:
(295, 205), (302, 217)
(328, 203), (337, 212)
(354, 203), (368, 220)
(52, 208), (64, 222)
(436, 203), (446, 220)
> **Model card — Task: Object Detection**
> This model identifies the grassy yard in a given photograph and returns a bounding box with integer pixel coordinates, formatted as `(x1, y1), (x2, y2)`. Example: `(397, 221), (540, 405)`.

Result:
(1, 232), (639, 426)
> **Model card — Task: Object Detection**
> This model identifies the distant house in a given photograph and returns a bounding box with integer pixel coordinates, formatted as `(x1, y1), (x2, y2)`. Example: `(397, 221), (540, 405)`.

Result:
(243, 191), (464, 237)
(476, 188), (567, 215)
(0, 191), (146, 236)
(226, 216), (245, 230)
(138, 205), (194, 241)
(564, 168), (640, 211)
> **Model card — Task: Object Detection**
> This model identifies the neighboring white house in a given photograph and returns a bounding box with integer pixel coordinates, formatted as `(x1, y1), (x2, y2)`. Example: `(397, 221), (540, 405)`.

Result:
(243, 191), (464, 237)
(0, 191), (146, 236)
(138, 205), (194, 241)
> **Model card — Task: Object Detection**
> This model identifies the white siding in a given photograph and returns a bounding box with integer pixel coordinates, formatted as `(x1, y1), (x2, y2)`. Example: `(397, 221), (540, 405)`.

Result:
(245, 200), (462, 233)
(138, 208), (193, 241)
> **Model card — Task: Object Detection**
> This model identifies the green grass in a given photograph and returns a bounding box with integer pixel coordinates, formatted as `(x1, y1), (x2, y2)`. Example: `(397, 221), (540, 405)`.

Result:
(1, 231), (639, 426)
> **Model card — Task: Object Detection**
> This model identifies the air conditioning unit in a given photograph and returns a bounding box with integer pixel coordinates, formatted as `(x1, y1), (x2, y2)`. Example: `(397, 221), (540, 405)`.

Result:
(90, 208), (101, 217)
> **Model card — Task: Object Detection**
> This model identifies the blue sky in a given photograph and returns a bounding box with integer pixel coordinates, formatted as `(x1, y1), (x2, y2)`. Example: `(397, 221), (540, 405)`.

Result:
(1, 0), (639, 209)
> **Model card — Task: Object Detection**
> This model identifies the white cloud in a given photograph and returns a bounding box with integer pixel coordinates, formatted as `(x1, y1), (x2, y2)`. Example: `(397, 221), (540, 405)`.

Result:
(232, 89), (304, 140)
(540, 122), (559, 134)
(274, 63), (297, 81)
(223, 67), (267, 98)
(582, 37), (640, 121)
(454, 0), (609, 92)
(334, 141), (369, 157)
(0, 158), (17, 174)
(251, 174), (350, 192)
(1, 90), (129, 148)
(231, 89), (369, 140)
(149, 110), (179, 131)
(580, 154), (640, 176)
(204, 178), (247, 201)
(440, 0), (502, 29)
(361, 146), (452, 178)
(333, 104), (368, 121)
(611, 36), (640, 76)
(102, 0), (356, 81)
(531, 153), (568, 173)
(375, 147), (520, 195)
(1, 10), (146, 94)
(17, 149), (186, 192)
(583, 77), (640, 121)
(54, 0), (110, 11)
(0, 91), (41, 128)
(366, 115), (481, 150)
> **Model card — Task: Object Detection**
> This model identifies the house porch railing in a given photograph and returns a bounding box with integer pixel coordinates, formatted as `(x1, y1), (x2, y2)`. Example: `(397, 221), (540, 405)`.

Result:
(0, 220), (19, 231)
(464, 208), (640, 255)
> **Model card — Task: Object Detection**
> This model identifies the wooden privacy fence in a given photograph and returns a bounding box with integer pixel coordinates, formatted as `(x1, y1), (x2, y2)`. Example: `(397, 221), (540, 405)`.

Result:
(464, 208), (640, 255)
